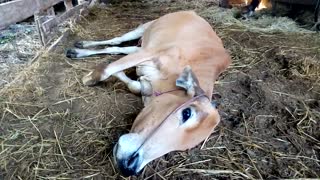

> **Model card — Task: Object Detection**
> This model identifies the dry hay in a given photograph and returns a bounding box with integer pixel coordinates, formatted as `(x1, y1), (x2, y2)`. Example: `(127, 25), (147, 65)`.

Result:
(198, 6), (315, 33)
(1, 1), (320, 179)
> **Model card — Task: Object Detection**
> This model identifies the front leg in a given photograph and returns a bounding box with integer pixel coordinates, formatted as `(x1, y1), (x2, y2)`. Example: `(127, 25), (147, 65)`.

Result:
(82, 50), (156, 86)
(113, 71), (142, 94)
(113, 72), (153, 100)
(82, 47), (178, 87)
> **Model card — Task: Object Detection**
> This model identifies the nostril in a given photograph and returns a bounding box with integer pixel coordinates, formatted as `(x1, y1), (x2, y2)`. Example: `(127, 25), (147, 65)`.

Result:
(116, 152), (140, 177)
(127, 152), (139, 169)
(114, 134), (143, 176)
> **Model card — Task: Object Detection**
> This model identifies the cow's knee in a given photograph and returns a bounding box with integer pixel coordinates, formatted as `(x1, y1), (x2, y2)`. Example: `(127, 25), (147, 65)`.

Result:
(82, 71), (99, 86)
(82, 63), (109, 86)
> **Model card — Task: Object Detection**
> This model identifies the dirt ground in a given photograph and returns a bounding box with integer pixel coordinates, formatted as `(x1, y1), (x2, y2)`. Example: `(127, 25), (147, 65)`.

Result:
(0, 1), (319, 179)
(0, 21), (41, 88)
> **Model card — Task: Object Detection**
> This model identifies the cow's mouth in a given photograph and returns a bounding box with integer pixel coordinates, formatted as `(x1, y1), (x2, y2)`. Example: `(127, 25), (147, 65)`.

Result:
(112, 135), (145, 177)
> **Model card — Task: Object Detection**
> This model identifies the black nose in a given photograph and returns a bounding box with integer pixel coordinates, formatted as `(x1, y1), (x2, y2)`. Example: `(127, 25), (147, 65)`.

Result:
(117, 152), (141, 177)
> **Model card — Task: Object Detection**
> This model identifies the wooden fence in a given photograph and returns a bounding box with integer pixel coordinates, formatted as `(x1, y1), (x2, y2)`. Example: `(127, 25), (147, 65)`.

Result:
(0, 0), (89, 46)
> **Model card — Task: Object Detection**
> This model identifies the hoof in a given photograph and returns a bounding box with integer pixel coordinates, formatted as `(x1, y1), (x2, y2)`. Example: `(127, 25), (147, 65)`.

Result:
(74, 41), (85, 48)
(82, 72), (98, 86)
(66, 49), (79, 58)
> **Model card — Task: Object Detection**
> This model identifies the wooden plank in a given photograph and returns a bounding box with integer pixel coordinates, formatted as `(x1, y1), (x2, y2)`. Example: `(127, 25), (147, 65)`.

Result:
(0, 0), (36, 29)
(35, 14), (45, 46)
(47, 7), (56, 16)
(42, 2), (88, 33)
(37, 2), (88, 46)
(47, 29), (71, 52)
(0, 0), (63, 30)
(64, 0), (73, 10)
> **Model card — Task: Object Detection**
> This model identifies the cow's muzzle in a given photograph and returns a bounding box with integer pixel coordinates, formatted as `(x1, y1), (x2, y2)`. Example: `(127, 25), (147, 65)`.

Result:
(113, 134), (144, 176)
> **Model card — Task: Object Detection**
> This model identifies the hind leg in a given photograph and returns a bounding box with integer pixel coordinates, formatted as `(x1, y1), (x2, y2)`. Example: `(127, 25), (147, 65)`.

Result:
(74, 21), (154, 49)
(66, 46), (140, 58)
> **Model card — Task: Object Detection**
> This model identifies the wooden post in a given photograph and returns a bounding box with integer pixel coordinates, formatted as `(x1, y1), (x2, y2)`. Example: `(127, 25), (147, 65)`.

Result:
(35, 2), (88, 46)
(35, 12), (50, 46)
(46, 7), (55, 16)
(64, 0), (73, 10)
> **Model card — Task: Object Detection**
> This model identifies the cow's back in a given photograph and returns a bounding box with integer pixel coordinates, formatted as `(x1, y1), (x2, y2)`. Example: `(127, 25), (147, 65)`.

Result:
(139, 11), (230, 100)
(141, 11), (222, 50)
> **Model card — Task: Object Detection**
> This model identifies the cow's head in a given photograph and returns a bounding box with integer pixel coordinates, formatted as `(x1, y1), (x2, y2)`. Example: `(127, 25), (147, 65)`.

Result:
(113, 66), (220, 176)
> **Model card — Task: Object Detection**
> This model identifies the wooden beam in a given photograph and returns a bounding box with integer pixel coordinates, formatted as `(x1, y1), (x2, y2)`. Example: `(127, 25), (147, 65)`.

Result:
(0, 0), (63, 30)
(64, 0), (74, 10)
(0, 0), (36, 29)
(42, 2), (88, 33)
(47, 30), (71, 52)
(36, 2), (88, 46)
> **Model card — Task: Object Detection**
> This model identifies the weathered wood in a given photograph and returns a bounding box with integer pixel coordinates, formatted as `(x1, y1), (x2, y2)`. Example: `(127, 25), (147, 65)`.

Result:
(36, 2), (88, 46)
(42, 2), (88, 33)
(35, 10), (56, 46)
(0, 0), (36, 29)
(64, 0), (73, 10)
(0, 0), (63, 30)
(35, 14), (45, 46)
(47, 7), (56, 16)
(47, 29), (71, 52)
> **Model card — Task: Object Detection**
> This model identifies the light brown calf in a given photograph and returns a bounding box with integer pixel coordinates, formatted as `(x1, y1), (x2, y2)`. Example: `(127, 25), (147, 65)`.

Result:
(66, 11), (231, 176)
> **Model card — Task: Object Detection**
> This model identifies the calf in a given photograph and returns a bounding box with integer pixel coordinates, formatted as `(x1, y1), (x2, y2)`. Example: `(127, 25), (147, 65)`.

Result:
(66, 11), (231, 176)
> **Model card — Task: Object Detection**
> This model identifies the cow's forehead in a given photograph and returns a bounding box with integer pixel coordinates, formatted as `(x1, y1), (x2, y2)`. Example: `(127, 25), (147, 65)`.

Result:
(132, 94), (208, 133)
(172, 94), (209, 113)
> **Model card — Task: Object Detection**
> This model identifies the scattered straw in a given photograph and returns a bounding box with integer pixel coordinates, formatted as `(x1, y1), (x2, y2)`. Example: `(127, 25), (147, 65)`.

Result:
(0, 1), (319, 179)
(176, 168), (250, 179)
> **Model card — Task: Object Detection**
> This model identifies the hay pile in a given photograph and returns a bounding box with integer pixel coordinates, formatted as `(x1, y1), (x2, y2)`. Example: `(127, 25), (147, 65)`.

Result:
(0, 1), (319, 179)
(198, 6), (314, 33)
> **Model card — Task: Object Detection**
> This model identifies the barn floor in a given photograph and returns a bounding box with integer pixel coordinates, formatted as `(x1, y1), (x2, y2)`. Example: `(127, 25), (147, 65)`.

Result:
(0, 1), (320, 179)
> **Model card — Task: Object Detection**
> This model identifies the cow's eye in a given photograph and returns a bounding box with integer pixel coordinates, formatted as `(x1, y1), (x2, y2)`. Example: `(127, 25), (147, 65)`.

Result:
(181, 108), (192, 123)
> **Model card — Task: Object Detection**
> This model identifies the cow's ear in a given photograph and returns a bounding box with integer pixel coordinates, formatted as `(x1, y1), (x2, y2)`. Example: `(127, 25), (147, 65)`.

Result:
(176, 66), (205, 97)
